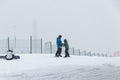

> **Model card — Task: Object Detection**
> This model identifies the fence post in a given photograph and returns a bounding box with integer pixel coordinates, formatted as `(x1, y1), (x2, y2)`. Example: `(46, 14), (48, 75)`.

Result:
(40, 38), (43, 53)
(73, 48), (74, 55)
(30, 36), (32, 54)
(79, 49), (80, 56)
(8, 37), (10, 50)
(50, 41), (52, 54)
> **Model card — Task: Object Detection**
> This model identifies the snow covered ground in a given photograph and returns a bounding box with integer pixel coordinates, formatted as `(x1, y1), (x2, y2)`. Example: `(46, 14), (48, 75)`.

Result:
(0, 54), (120, 80)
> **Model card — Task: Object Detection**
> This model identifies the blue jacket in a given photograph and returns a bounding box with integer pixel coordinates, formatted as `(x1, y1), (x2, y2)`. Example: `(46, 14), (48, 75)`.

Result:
(56, 37), (62, 48)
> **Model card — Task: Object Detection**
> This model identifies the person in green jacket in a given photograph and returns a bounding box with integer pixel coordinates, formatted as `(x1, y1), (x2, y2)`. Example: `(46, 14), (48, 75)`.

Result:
(63, 39), (70, 57)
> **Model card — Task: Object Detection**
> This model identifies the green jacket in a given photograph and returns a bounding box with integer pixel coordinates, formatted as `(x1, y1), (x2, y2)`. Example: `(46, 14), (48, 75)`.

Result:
(63, 41), (69, 49)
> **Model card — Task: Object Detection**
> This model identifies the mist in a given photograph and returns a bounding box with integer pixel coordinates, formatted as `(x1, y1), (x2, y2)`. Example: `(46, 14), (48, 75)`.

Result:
(0, 0), (120, 53)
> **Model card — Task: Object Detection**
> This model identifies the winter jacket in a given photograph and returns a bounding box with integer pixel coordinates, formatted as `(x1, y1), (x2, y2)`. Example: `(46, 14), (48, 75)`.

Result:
(63, 41), (69, 49)
(56, 37), (62, 48)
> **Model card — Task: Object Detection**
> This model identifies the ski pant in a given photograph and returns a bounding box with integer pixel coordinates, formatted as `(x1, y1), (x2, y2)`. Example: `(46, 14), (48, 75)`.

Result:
(65, 48), (70, 57)
(55, 48), (62, 57)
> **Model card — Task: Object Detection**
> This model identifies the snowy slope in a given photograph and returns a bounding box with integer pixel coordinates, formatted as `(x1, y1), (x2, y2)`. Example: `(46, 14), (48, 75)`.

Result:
(0, 54), (120, 80)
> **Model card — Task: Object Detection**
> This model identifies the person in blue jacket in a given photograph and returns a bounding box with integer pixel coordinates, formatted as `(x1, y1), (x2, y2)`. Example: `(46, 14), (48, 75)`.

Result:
(55, 35), (62, 57)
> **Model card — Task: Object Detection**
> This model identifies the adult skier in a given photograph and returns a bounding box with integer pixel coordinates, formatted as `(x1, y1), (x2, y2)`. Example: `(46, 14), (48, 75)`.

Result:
(55, 35), (62, 57)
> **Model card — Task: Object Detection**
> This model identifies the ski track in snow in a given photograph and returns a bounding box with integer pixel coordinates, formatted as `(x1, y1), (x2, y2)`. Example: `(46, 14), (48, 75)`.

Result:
(1, 65), (120, 80)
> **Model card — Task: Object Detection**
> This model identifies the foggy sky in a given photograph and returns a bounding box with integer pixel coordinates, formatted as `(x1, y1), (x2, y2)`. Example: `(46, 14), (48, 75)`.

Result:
(0, 0), (120, 53)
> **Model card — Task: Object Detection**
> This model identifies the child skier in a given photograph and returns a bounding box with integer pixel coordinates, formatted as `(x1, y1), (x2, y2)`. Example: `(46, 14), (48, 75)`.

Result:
(63, 39), (70, 57)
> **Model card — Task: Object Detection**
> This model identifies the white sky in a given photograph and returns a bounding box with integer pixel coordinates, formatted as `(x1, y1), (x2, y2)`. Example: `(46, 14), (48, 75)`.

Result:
(0, 0), (120, 53)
